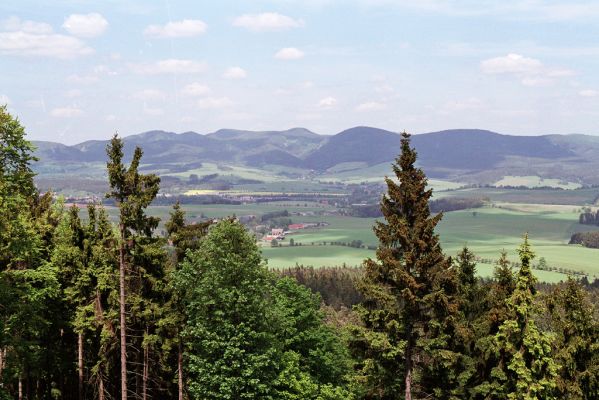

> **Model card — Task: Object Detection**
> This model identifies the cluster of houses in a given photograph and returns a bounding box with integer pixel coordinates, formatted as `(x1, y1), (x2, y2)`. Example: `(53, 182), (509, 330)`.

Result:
(261, 222), (326, 242)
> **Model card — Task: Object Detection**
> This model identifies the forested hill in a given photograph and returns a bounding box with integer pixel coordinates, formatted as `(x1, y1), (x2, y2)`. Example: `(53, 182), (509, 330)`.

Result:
(34, 127), (599, 184)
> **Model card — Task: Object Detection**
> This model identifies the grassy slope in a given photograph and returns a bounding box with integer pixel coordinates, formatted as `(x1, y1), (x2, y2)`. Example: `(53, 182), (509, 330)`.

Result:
(259, 207), (599, 282)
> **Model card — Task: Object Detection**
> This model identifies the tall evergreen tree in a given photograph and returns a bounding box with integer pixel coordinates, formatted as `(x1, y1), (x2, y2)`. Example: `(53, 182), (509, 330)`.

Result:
(352, 132), (459, 399)
(105, 134), (161, 400)
(549, 278), (599, 399)
(481, 236), (559, 399)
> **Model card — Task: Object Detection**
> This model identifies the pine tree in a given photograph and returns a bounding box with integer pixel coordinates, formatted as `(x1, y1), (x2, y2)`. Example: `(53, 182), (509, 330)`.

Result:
(352, 132), (459, 399)
(484, 236), (559, 399)
(456, 246), (481, 323)
(471, 250), (516, 398)
(106, 134), (161, 400)
(550, 278), (599, 399)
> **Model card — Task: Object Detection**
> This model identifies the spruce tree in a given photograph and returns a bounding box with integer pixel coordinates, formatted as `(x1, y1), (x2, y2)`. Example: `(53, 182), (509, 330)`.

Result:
(550, 278), (599, 399)
(106, 134), (161, 400)
(352, 132), (459, 399)
(484, 236), (559, 399)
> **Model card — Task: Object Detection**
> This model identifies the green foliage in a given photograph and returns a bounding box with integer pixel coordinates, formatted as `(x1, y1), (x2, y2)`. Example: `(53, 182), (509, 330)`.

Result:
(352, 132), (460, 399)
(478, 236), (559, 399)
(548, 278), (599, 399)
(175, 220), (353, 399)
(0, 105), (37, 197)
(175, 220), (281, 399)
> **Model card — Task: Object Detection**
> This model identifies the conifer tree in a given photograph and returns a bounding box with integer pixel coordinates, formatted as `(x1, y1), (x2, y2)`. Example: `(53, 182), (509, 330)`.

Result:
(353, 132), (459, 399)
(483, 236), (559, 399)
(549, 278), (599, 399)
(456, 246), (481, 323)
(106, 134), (161, 400)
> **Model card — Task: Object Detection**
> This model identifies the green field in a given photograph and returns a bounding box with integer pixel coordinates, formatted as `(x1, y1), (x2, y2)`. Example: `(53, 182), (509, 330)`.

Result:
(493, 175), (582, 190)
(138, 202), (598, 282)
(101, 185), (599, 283)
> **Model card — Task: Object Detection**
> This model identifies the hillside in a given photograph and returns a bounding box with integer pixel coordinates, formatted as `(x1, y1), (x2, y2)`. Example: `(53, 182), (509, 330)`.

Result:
(32, 127), (599, 187)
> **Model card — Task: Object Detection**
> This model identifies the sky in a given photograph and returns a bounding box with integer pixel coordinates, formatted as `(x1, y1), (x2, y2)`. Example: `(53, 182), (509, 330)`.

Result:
(1, 0), (599, 144)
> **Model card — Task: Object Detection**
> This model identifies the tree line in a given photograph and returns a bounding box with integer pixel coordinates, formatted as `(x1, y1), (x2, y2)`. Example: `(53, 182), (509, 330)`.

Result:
(1, 107), (598, 399)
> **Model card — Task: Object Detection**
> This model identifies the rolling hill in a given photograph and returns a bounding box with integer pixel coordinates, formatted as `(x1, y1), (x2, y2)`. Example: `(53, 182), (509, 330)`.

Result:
(32, 127), (599, 186)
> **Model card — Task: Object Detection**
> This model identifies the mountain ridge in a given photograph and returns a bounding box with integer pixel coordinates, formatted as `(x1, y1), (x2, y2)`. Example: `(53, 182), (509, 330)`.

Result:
(32, 127), (599, 184)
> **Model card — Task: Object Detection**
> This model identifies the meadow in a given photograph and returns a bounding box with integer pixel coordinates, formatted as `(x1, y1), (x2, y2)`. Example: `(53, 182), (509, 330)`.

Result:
(134, 200), (599, 283)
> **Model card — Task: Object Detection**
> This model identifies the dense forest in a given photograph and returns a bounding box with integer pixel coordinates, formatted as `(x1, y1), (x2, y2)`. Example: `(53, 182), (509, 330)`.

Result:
(570, 231), (599, 249)
(1, 106), (598, 399)
(579, 208), (599, 226)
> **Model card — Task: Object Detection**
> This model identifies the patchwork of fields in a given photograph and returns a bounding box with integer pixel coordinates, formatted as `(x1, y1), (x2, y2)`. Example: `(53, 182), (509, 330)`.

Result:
(131, 196), (599, 283)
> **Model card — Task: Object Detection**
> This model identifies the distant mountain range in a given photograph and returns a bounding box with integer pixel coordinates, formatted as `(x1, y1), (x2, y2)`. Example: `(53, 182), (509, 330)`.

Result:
(33, 127), (599, 185)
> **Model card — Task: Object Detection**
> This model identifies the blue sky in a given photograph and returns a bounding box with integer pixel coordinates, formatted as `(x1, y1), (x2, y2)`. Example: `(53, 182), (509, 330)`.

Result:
(1, 0), (599, 144)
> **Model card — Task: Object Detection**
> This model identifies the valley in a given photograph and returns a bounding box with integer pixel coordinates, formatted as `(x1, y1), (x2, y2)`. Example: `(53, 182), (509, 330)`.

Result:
(32, 127), (599, 284)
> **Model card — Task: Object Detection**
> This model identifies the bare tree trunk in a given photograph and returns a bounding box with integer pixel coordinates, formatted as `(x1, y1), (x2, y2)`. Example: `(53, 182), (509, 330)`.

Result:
(119, 225), (127, 400)
(142, 330), (148, 400)
(78, 332), (84, 400)
(0, 347), (4, 384)
(404, 335), (412, 400)
(18, 376), (22, 400)
(178, 340), (183, 400)
(98, 375), (105, 400)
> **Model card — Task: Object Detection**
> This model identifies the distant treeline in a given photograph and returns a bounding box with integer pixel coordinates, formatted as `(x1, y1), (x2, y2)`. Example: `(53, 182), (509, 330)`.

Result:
(429, 196), (488, 213)
(349, 196), (486, 217)
(277, 266), (363, 309)
(261, 209), (290, 222)
(579, 208), (599, 225)
(570, 231), (599, 249)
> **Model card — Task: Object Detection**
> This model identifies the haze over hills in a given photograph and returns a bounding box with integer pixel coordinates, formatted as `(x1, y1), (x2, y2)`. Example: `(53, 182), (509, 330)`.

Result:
(33, 127), (599, 186)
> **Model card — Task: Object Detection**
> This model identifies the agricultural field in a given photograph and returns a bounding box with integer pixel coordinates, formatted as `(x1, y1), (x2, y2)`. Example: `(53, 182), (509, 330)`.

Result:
(134, 199), (599, 283)
(493, 175), (582, 189)
(96, 170), (599, 284)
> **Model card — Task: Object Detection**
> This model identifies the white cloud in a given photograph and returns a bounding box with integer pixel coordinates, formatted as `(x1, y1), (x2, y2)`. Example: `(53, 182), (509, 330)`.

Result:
(144, 19), (207, 38)
(481, 53), (542, 75)
(198, 97), (233, 109)
(481, 53), (574, 86)
(274, 47), (304, 60)
(367, 1), (599, 22)
(232, 12), (304, 32)
(62, 13), (108, 38)
(318, 96), (337, 108)
(182, 82), (211, 96)
(132, 89), (166, 101)
(50, 106), (83, 118)
(222, 66), (247, 79)
(0, 18), (93, 58)
(106, 114), (117, 121)
(2, 16), (52, 34)
(579, 89), (598, 97)
(355, 101), (386, 112)
(129, 59), (207, 75)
